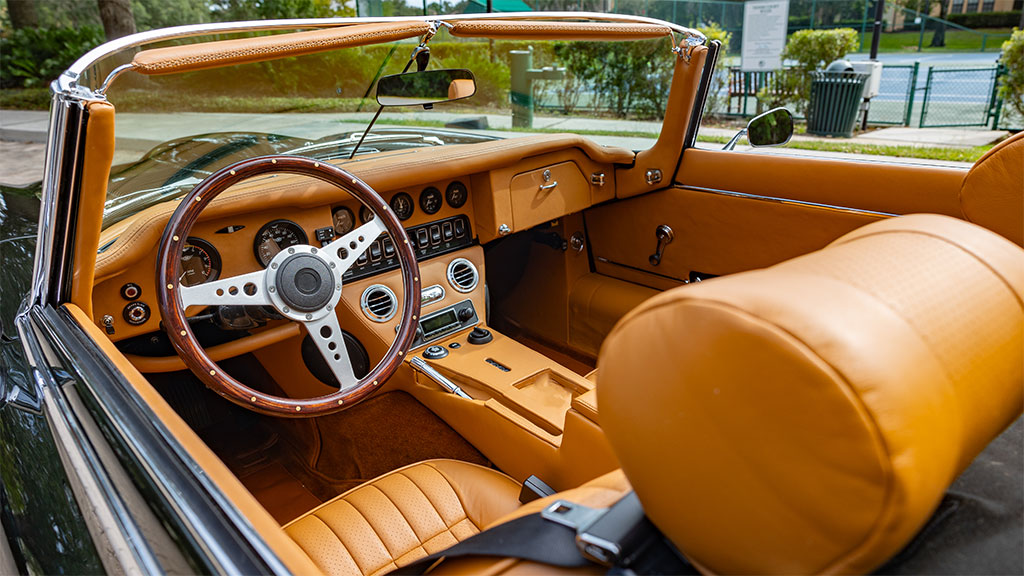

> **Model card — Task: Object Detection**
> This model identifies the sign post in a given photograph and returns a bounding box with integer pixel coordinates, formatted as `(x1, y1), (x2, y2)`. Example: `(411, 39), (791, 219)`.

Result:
(741, 0), (790, 72)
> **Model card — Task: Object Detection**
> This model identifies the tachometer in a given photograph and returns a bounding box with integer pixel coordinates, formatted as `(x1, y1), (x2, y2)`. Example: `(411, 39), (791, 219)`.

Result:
(420, 186), (443, 215)
(359, 205), (375, 224)
(180, 237), (221, 287)
(390, 192), (415, 221)
(445, 181), (468, 209)
(253, 219), (308, 267)
(332, 206), (355, 235)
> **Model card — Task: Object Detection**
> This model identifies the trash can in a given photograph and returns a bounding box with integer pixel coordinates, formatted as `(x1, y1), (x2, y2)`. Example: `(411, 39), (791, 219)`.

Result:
(806, 62), (868, 138)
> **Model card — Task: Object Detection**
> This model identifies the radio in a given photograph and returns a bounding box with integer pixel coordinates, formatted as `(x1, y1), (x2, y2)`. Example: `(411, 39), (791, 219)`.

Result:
(409, 299), (478, 349)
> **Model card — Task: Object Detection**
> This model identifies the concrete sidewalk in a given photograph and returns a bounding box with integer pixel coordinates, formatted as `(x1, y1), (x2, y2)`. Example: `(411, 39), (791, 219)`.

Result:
(2, 107), (998, 185)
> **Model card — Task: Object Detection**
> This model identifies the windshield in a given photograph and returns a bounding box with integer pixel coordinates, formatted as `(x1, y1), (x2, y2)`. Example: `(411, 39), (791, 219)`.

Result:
(100, 26), (676, 230)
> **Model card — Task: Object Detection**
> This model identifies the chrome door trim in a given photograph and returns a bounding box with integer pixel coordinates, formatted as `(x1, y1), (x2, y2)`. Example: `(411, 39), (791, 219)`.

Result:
(679, 185), (899, 219)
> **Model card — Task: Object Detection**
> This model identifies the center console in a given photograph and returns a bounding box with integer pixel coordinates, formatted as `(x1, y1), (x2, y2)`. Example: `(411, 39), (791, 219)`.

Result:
(403, 324), (618, 490)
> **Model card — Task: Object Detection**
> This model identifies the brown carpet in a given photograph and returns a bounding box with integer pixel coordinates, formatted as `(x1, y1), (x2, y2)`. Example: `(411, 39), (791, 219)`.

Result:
(298, 391), (491, 497)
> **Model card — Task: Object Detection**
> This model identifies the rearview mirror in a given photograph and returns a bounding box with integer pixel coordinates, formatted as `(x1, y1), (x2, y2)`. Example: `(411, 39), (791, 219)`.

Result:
(376, 69), (476, 107)
(723, 107), (794, 151)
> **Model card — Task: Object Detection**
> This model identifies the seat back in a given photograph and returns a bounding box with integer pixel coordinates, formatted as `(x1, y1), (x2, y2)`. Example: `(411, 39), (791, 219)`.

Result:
(960, 131), (1023, 246)
(597, 214), (1024, 574)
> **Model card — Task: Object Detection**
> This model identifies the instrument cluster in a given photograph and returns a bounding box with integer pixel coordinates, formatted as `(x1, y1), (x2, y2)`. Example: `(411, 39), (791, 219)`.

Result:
(174, 180), (472, 289)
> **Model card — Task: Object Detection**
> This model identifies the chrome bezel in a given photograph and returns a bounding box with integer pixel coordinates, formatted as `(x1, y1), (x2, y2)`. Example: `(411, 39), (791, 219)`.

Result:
(446, 258), (479, 293)
(360, 284), (398, 323)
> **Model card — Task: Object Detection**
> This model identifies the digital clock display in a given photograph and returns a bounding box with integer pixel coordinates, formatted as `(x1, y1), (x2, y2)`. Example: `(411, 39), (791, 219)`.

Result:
(421, 309), (458, 337)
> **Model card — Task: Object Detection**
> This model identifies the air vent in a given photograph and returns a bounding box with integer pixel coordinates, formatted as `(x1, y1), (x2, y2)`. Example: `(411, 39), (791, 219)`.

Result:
(447, 258), (479, 293)
(360, 285), (397, 322)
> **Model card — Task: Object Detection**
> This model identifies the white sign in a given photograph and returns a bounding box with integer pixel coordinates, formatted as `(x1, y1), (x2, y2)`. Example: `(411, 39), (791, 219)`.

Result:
(741, 0), (790, 72)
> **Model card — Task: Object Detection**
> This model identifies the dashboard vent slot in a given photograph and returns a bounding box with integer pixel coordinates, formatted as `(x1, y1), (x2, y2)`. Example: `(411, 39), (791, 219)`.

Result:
(447, 258), (479, 293)
(361, 285), (397, 322)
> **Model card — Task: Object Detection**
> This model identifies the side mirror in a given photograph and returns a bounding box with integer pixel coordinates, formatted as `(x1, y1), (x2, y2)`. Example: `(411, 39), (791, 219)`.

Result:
(376, 69), (476, 108)
(722, 107), (794, 151)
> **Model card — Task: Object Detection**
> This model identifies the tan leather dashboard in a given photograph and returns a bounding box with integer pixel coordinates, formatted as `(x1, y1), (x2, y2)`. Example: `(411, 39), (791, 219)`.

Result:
(93, 134), (626, 344)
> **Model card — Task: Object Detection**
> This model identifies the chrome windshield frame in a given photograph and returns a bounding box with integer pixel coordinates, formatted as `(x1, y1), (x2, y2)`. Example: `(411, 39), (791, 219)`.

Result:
(62, 12), (705, 97)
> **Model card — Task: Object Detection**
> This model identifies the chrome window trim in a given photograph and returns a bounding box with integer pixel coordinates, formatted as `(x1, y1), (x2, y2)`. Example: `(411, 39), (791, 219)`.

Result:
(680, 185), (899, 219)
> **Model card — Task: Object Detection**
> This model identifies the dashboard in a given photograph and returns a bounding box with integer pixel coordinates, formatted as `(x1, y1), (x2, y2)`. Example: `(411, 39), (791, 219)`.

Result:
(94, 178), (477, 342)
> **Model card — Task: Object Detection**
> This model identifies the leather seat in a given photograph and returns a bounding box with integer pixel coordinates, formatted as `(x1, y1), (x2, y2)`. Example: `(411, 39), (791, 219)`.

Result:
(286, 214), (1023, 575)
(283, 460), (522, 576)
(959, 131), (1023, 246)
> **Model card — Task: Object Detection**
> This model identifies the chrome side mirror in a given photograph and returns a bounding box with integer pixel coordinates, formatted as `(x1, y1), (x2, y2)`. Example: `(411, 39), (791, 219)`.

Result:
(376, 69), (476, 108)
(723, 107), (794, 151)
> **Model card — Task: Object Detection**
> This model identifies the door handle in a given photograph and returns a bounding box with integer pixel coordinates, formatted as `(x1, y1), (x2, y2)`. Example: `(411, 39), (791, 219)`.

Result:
(648, 224), (674, 266)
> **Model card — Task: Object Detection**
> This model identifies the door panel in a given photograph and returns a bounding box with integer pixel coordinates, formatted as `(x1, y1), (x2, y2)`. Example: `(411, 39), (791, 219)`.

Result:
(676, 149), (966, 218)
(586, 186), (887, 288)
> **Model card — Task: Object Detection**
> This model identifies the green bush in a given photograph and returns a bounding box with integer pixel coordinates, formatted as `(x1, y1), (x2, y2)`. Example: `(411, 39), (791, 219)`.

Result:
(947, 11), (1022, 29)
(759, 27), (859, 113)
(0, 26), (105, 89)
(998, 28), (1024, 123)
(698, 23), (732, 118)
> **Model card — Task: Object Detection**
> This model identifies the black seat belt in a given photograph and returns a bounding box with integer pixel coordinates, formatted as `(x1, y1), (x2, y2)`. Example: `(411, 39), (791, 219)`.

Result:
(393, 492), (696, 575)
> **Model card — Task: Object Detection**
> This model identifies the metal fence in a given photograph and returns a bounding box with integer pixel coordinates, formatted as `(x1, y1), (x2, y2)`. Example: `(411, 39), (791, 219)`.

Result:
(715, 63), (1019, 131)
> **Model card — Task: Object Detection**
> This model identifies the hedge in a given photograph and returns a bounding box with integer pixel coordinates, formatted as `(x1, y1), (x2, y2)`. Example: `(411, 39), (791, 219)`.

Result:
(947, 11), (1022, 28)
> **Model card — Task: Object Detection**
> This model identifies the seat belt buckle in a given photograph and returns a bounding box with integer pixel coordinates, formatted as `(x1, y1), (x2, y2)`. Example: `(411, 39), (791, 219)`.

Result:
(541, 493), (656, 567)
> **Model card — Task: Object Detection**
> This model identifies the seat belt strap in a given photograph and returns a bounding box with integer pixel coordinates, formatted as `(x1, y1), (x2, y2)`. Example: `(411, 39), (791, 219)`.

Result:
(393, 493), (695, 575)
(396, 513), (590, 574)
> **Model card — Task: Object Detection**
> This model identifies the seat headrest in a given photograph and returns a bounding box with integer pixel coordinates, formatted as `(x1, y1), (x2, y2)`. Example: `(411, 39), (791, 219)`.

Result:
(960, 132), (1023, 246)
(597, 214), (1024, 574)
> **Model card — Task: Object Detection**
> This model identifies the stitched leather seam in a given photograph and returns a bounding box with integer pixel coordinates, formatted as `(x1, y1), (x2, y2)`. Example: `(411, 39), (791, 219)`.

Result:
(304, 512), (364, 575)
(424, 463), (484, 530)
(394, 470), (459, 532)
(399, 468), (471, 529)
(322, 496), (398, 575)
(831, 227), (1024, 309)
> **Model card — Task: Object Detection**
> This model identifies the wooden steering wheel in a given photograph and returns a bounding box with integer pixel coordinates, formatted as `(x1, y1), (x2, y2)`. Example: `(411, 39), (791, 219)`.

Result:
(156, 156), (421, 417)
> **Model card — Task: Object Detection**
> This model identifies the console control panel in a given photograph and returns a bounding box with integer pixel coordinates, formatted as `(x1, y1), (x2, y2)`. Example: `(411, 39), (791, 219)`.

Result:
(408, 299), (479, 350)
(343, 214), (473, 283)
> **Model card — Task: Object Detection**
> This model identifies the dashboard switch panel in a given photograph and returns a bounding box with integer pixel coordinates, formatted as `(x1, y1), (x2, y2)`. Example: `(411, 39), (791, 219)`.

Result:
(343, 214), (474, 283)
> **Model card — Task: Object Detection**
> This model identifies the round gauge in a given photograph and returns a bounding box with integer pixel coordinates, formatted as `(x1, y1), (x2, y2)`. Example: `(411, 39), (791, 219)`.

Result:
(332, 206), (355, 236)
(390, 192), (415, 221)
(420, 186), (443, 215)
(253, 219), (308, 267)
(445, 181), (468, 209)
(359, 205), (375, 224)
(180, 237), (221, 287)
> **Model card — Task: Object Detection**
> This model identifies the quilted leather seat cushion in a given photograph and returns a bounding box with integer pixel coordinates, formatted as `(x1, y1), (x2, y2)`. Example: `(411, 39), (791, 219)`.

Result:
(283, 460), (521, 576)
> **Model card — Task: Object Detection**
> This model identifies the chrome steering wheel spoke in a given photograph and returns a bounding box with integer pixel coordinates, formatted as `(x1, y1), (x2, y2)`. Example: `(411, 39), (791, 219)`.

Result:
(304, 312), (359, 392)
(179, 269), (271, 309)
(324, 219), (386, 273)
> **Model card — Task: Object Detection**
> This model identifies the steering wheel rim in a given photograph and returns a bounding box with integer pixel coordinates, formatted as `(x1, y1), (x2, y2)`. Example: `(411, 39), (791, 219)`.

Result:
(155, 155), (421, 417)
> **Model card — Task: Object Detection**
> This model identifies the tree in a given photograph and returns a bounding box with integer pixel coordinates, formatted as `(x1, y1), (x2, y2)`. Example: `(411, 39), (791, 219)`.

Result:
(6, 0), (39, 29)
(928, 0), (948, 47)
(97, 0), (137, 40)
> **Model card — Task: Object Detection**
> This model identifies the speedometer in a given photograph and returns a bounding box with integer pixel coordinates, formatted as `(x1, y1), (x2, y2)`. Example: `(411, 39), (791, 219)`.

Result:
(253, 219), (308, 267)
(180, 237), (221, 287)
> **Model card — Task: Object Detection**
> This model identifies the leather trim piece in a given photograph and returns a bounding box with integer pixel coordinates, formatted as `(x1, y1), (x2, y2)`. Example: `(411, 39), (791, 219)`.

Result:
(449, 20), (672, 41)
(958, 131), (1024, 246)
(132, 22), (431, 75)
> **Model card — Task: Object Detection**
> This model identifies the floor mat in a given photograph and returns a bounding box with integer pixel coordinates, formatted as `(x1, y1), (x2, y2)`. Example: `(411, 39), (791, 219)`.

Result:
(297, 391), (491, 498)
(238, 461), (322, 524)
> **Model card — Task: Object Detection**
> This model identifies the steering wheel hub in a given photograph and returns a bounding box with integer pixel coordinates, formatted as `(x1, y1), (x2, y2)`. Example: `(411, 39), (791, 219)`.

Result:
(276, 253), (335, 312)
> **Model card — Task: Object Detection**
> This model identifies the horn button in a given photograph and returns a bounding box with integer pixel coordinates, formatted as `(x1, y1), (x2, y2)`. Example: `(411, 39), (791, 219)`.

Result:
(275, 254), (335, 312)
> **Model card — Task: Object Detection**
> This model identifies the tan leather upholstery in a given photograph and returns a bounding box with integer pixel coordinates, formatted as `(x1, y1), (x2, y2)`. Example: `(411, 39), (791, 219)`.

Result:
(283, 460), (521, 576)
(132, 22), (431, 75)
(449, 20), (672, 41)
(960, 131), (1024, 246)
(598, 214), (1024, 574)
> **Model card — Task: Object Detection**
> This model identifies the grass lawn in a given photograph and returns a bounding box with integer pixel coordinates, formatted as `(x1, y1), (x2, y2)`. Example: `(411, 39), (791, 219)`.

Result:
(861, 27), (1013, 52)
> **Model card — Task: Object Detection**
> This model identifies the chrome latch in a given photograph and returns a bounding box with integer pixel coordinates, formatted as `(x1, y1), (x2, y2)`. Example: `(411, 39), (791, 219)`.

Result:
(648, 224), (674, 266)
(591, 172), (606, 186)
(569, 232), (585, 253)
(102, 315), (115, 335)
(498, 224), (511, 236)
(645, 169), (662, 186)
(539, 169), (558, 192)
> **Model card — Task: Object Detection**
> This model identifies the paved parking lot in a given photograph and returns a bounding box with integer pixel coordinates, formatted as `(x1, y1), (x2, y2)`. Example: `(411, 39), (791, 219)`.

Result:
(0, 141), (46, 188)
